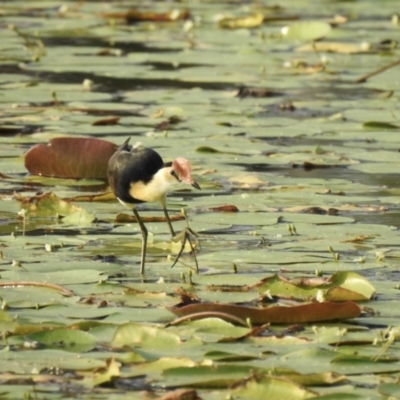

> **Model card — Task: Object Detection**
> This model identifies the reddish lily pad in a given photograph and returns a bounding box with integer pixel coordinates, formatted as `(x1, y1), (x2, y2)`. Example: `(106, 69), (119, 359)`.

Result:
(168, 299), (361, 325)
(100, 8), (191, 23)
(24, 137), (117, 179)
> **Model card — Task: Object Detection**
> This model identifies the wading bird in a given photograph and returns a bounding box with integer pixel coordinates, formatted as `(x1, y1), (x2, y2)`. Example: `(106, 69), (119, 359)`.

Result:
(107, 138), (200, 274)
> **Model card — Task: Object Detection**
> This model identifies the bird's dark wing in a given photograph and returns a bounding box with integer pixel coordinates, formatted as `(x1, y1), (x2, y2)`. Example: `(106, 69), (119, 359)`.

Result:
(108, 144), (164, 204)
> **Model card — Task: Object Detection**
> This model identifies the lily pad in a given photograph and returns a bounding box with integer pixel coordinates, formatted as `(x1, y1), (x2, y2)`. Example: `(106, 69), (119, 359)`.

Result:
(24, 137), (117, 179)
(281, 21), (332, 41)
(26, 328), (97, 352)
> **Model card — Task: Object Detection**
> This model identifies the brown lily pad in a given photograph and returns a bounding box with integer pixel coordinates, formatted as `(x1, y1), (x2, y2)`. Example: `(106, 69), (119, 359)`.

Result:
(24, 137), (117, 179)
(167, 298), (361, 325)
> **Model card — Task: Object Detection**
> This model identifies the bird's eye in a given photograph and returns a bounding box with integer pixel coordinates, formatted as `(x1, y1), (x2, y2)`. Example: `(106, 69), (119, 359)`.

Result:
(170, 170), (180, 181)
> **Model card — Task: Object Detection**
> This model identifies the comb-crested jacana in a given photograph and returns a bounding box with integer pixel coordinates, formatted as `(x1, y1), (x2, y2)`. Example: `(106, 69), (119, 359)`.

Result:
(107, 138), (200, 274)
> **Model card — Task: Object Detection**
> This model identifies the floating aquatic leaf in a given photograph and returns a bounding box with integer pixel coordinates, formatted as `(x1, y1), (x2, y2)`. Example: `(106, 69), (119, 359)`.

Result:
(204, 349), (259, 362)
(195, 146), (223, 153)
(281, 21), (331, 41)
(92, 116), (120, 126)
(164, 364), (262, 388)
(168, 297), (361, 324)
(379, 383), (400, 399)
(178, 318), (251, 342)
(2, 1), (400, 399)
(362, 121), (400, 130)
(115, 211), (185, 223)
(254, 272), (375, 302)
(15, 191), (95, 222)
(229, 174), (267, 187)
(157, 389), (200, 400)
(296, 41), (370, 54)
(26, 328), (97, 352)
(219, 12), (264, 29)
(231, 374), (317, 400)
(275, 369), (347, 387)
(236, 87), (284, 98)
(78, 358), (121, 388)
(208, 205), (239, 212)
(64, 191), (115, 202)
(327, 271), (376, 300)
(0, 348), (105, 374)
(24, 137), (117, 179)
(2, 270), (101, 286)
(100, 8), (191, 23)
(61, 208), (96, 225)
(0, 281), (74, 297)
(195, 146), (247, 155)
(0, 310), (17, 333)
(112, 323), (182, 349)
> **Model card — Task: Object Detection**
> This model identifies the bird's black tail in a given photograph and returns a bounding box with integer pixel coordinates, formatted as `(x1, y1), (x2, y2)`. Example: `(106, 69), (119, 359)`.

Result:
(119, 137), (131, 151)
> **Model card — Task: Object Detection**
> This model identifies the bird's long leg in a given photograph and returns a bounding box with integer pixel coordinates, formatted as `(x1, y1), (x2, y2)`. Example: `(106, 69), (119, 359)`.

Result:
(170, 210), (199, 273)
(162, 205), (176, 237)
(132, 208), (147, 275)
(170, 228), (199, 273)
(161, 198), (199, 272)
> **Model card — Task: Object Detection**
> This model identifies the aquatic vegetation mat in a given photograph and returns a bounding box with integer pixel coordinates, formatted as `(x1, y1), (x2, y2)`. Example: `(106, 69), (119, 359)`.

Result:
(1, 0), (400, 398)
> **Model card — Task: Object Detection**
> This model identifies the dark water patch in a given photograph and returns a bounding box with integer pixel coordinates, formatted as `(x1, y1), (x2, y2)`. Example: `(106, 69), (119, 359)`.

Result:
(295, 84), (387, 102)
(14, 124), (44, 135)
(20, 226), (113, 237)
(200, 224), (256, 235)
(141, 61), (210, 71)
(0, 124), (41, 135)
(43, 36), (182, 54)
(287, 165), (400, 189)
(352, 212), (400, 228)
(227, 161), (400, 192)
(11, 68), (236, 93)
(3, 63), (232, 92)
(248, 162), (400, 189)
(257, 104), (331, 119)
(350, 173), (400, 190)
(255, 136), (378, 148)
(229, 162), (347, 176)
(359, 268), (400, 285)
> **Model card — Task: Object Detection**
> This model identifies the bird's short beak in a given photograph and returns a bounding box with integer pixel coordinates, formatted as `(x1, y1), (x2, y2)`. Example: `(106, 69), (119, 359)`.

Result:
(180, 174), (200, 190)
(191, 181), (201, 190)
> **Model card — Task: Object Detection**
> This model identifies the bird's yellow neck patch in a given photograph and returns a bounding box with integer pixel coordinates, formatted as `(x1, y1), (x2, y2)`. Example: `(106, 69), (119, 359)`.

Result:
(129, 166), (179, 203)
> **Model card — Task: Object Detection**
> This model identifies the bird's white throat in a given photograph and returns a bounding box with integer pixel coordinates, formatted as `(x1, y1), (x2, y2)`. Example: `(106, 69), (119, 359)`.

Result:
(128, 166), (181, 204)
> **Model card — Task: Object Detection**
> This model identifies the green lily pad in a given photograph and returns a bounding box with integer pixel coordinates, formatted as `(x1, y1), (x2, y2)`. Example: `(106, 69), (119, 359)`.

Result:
(281, 21), (332, 41)
(26, 328), (97, 352)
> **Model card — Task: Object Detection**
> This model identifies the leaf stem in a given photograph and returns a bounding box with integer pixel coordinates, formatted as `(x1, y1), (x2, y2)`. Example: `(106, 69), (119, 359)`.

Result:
(166, 311), (248, 327)
(355, 58), (400, 83)
(0, 281), (74, 297)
